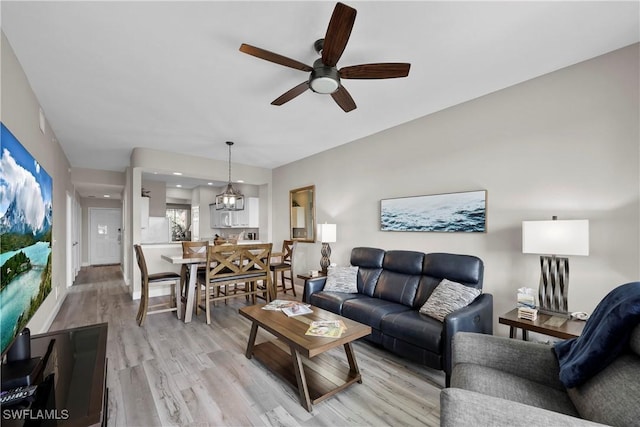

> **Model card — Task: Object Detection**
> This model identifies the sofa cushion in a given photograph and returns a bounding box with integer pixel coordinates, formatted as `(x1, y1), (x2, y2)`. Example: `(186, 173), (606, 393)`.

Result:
(342, 296), (410, 330)
(452, 363), (579, 417)
(441, 389), (598, 427)
(309, 291), (361, 314)
(373, 250), (424, 306)
(423, 253), (484, 286)
(414, 253), (484, 307)
(419, 279), (481, 322)
(568, 352), (640, 426)
(323, 266), (359, 293)
(350, 247), (385, 296)
(380, 310), (443, 353)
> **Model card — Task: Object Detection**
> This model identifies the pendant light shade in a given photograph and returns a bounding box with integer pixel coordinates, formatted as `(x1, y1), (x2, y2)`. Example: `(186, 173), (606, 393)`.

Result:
(215, 141), (244, 211)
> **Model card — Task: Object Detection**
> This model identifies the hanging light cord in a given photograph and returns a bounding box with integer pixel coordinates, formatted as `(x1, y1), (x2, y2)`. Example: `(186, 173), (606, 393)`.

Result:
(226, 141), (234, 184)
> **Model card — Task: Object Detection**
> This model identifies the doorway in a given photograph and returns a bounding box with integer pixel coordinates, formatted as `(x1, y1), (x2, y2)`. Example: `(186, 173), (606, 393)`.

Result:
(89, 208), (122, 265)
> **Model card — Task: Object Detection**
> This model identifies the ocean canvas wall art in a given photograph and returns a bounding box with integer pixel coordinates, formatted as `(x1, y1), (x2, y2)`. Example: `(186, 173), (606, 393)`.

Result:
(0, 123), (53, 355)
(381, 190), (486, 232)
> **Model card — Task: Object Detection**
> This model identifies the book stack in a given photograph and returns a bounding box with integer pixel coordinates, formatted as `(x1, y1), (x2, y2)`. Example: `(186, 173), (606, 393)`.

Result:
(517, 307), (538, 321)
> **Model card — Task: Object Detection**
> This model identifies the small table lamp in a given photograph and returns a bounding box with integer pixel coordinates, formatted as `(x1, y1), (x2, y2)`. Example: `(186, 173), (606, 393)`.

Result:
(317, 223), (337, 274)
(522, 216), (589, 318)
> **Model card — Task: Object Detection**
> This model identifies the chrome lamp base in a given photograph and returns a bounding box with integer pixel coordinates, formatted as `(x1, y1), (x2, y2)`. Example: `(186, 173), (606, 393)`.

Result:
(537, 255), (570, 318)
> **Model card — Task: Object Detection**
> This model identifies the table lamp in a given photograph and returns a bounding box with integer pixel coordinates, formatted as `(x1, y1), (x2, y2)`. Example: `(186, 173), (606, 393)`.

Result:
(522, 216), (589, 318)
(317, 223), (337, 274)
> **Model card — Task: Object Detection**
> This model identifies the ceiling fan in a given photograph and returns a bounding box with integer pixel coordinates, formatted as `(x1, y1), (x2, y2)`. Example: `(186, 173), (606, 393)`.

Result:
(239, 2), (411, 113)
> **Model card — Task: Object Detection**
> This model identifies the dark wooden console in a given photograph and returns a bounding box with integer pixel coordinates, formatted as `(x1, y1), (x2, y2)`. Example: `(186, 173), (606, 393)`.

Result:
(2, 323), (108, 426)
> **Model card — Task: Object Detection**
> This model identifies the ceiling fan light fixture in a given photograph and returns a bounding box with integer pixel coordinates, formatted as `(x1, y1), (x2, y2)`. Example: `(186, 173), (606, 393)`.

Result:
(309, 76), (339, 94)
(309, 59), (340, 94)
(215, 141), (245, 211)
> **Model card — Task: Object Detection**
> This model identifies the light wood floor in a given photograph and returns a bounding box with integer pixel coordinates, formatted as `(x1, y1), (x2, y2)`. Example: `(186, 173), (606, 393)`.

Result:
(50, 265), (444, 427)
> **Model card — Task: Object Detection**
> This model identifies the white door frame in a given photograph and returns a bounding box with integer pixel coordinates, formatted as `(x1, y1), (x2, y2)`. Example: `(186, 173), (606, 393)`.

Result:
(66, 192), (73, 287)
(66, 192), (81, 287)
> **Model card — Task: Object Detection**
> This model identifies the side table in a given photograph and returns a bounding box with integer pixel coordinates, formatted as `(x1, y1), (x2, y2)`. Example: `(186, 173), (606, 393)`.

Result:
(296, 272), (327, 282)
(499, 308), (585, 341)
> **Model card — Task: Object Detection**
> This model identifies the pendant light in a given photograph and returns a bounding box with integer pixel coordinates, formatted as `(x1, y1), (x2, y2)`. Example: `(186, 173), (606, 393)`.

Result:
(215, 141), (245, 211)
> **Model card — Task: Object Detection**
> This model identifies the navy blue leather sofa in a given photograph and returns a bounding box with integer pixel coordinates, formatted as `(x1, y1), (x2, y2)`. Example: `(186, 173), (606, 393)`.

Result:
(303, 247), (493, 385)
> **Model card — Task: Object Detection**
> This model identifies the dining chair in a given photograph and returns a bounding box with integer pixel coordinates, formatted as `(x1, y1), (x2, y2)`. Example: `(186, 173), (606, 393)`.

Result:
(134, 244), (181, 326)
(181, 241), (208, 313)
(270, 240), (296, 296)
(197, 243), (272, 324)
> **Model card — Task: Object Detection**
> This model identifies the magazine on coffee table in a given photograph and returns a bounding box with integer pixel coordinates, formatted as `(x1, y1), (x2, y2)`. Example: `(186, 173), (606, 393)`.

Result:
(282, 304), (313, 317)
(305, 320), (347, 338)
(262, 299), (310, 312)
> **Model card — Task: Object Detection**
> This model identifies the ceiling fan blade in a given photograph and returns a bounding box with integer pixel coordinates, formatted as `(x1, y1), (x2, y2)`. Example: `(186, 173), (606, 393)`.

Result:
(322, 3), (357, 67)
(271, 82), (310, 106)
(239, 43), (313, 72)
(331, 85), (357, 112)
(340, 63), (411, 79)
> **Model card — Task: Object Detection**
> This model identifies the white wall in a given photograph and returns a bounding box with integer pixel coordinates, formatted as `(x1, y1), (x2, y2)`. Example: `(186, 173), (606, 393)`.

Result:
(273, 44), (640, 333)
(1, 32), (76, 332)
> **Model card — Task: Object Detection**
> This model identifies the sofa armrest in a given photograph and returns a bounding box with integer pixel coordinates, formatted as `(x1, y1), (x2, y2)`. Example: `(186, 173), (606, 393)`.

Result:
(302, 276), (327, 303)
(451, 331), (566, 390)
(440, 388), (603, 427)
(443, 293), (493, 380)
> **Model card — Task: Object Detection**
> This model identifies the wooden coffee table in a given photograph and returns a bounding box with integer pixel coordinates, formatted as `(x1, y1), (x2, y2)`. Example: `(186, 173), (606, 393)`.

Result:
(238, 304), (371, 412)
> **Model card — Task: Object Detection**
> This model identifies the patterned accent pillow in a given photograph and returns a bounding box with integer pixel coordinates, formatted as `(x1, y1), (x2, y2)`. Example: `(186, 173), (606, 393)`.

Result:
(323, 266), (359, 293)
(419, 279), (481, 322)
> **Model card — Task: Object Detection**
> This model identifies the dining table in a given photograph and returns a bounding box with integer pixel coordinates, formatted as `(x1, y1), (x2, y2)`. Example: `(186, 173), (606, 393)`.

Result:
(161, 249), (277, 323)
(161, 253), (205, 323)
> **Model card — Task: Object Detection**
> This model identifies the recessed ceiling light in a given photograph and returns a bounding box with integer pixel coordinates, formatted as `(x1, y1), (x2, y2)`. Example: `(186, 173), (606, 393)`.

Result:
(176, 184), (182, 188)
(173, 172), (182, 176)
(237, 180), (244, 183)
(207, 182), (213, 186)
(103, 195), (110, 198)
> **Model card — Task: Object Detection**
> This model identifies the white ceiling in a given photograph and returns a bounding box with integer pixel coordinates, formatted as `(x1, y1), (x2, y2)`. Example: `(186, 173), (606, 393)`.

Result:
(2, 1), (639, 194)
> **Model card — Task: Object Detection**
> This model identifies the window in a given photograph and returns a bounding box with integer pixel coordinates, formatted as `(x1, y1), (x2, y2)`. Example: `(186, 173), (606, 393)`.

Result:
(166, 204), (191, 241)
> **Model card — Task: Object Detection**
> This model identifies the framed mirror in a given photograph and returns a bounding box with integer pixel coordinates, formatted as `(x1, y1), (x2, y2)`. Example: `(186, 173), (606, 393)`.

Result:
(290, 185), (316, 242)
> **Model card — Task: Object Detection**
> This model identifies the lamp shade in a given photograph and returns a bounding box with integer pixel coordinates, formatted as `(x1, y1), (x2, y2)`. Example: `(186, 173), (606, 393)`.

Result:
(522, 219), (589, 256)
(317, 223), (337, 243)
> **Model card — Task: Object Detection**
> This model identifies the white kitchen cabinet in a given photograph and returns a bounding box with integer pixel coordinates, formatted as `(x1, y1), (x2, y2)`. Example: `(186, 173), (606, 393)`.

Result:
(236, 198), (259, 227)
(209, 197), (259, 228)
(209, 204), (221, 228)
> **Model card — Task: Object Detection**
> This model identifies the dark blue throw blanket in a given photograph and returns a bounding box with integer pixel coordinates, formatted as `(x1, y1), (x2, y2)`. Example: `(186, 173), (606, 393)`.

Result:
(553, 281), (640, 388)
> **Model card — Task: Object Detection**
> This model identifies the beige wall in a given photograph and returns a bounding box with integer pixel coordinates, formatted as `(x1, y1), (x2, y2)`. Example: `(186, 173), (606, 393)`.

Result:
(1, 32), (75, 333)
(273, 44), (640, 333)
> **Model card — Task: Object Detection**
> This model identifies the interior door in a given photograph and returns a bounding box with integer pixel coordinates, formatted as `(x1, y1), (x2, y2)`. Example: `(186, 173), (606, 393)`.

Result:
(89, 208), (122, 265)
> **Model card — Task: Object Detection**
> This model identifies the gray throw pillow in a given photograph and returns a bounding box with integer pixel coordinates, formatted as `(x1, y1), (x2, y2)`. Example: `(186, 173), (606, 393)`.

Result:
(419, 279), (481, 322)
(323, 266), (359, 293)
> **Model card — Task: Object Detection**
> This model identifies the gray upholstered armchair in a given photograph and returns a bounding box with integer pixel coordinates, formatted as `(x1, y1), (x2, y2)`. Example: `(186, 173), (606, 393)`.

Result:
(440, 324), (640, 426)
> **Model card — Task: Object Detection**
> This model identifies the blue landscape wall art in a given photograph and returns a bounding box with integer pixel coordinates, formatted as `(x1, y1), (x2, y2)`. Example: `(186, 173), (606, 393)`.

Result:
(0, 123), (53, 354)
(381, 190), (486, 232)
